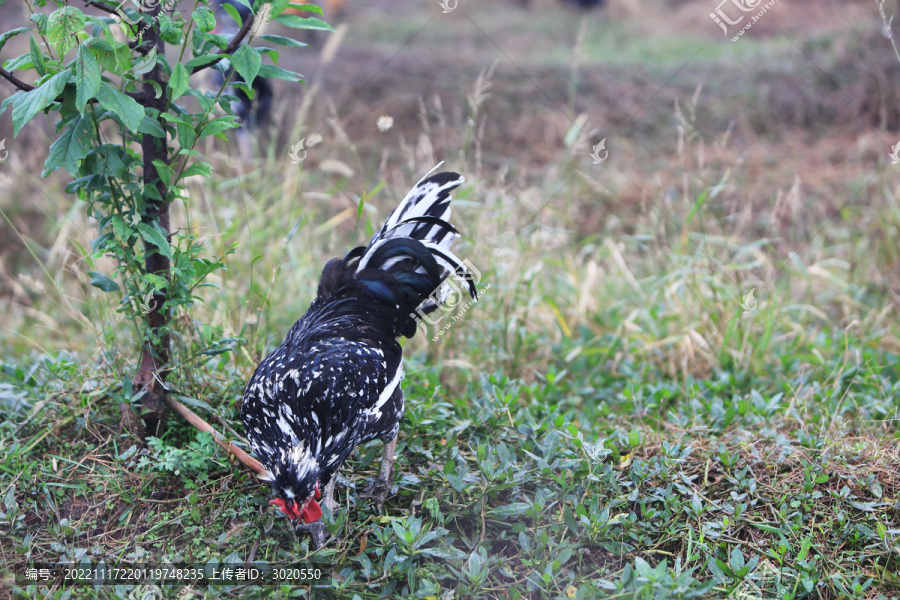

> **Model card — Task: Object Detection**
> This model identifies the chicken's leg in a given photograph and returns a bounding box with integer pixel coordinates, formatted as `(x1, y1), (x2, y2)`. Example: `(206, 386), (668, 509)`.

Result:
(379, 437), (397, 484)
(362, 437), (397, 510)
(322, 477), (338, 513)
(295, 520), (327, 549)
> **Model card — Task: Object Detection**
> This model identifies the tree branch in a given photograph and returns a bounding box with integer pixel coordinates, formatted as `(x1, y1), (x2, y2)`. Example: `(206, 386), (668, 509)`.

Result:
(84, 0), (118, 15)
(126, 90), (149, 102)
(2, 66), (147, 104)
(190, 11), (255, 74)
(166, 395), (268, 476)
(0, 67), (35, 92)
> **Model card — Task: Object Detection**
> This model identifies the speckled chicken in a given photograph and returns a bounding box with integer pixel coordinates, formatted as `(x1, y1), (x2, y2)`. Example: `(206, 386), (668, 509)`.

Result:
(241, 168), (475, 544)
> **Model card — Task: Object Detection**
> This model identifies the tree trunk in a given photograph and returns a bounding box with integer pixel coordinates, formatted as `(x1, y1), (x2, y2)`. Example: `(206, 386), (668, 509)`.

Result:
(132, 1), (170, 437)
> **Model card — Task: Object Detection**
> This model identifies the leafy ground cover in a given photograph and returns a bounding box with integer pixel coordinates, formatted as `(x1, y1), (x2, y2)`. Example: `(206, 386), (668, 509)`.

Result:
(1, 0), (900, 598)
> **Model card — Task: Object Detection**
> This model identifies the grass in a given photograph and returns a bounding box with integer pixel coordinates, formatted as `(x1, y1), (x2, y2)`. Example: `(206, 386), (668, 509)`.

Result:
(2, 0), (900, 598)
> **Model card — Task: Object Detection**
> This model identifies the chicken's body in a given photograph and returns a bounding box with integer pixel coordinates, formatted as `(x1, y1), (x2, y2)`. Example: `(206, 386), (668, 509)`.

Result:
(241, 170), (474, 538)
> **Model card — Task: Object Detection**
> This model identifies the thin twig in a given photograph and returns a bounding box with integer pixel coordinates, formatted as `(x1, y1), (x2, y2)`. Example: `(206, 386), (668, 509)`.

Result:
(85, 0), (118, 14)
(0, 67), (35, 92)
(165, 395), (267, 476)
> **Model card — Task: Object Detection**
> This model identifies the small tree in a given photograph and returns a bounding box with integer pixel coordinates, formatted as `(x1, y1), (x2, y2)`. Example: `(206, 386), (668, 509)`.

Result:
(0, 0), (330, 436)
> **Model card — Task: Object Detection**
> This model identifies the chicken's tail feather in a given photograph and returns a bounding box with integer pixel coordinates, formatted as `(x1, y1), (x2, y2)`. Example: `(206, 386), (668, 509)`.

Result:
(345, 169), (477, 333)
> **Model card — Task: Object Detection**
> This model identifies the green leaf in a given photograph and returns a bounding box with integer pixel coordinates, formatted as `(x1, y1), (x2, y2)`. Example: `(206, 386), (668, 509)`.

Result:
(747, 521), (783, 536)
(715, 558), (736, 579)
(198, 116), (240, 139)
(94, 42), (131, 74)
(169, 62), (190, 100)
(176, 121), (195, 150)
(287, 3), (323, 14)
(12, 69), (70, 137)
(263, 0), (291, 15)
(0, 27), (32, 53)
(158, 13), (182, 44)
(186, 89), (217, 112)
(151, 159), (175, 187)
(445, 474), (465, 492)
(88, 271), (120, 292)
(257, 64), (303, 82)
(259, 34), (308, 48)
(0, 91), (25, 118)
(3, 53), (35, 73)
(31, 13), (49, 36)
(185, 55), (221, 70)
(131, 48), (157, 77)
(137, 116), (166, 138)
(43, 115), (92, 176)
(231, 44), (261, 87)
(47, 6), (86, 57)
(796, 536), (812, 562)
(182, 161), (212, 179)
(96, 83), (144, 132)
(275, 14), (333, 31)
(143, 184), (162, 202)
(29, 35), (46, 77)
(145, 80), (163, 99)
(176, 395), (214, 412)
(75, 44), (101, 114)
(192, 7), (217, 33)
(136, 222), (172, 260)
(221, 3), (243, 26)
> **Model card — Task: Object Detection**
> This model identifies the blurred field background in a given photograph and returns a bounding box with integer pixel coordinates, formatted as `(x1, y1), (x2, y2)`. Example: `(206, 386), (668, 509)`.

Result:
(1, 0), (900, 597)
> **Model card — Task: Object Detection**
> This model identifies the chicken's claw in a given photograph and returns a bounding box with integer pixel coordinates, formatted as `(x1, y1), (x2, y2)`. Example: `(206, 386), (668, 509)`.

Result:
(360, 477), (393, 511)
(295, 520), (329, 549)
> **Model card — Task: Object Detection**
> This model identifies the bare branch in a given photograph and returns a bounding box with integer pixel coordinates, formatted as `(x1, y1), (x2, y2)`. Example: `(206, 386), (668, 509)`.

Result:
(84, 0), (119, 15)
(0, 67), (36, 92)
(166, 395), (268, 477)
(126, 90), (149, 102)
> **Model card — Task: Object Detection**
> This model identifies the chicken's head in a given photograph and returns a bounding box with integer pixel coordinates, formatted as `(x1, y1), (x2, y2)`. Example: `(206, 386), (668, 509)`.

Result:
(270, 483), (322, 522)
(266, 444), (322, 523)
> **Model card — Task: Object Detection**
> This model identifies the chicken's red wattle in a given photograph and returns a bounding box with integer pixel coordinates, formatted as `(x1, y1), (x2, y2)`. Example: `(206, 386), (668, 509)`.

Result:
(270, 496), (321, 523)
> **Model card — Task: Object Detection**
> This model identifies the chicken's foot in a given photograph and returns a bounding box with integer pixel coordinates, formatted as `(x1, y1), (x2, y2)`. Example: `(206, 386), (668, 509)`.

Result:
(361, 437), (397, 510)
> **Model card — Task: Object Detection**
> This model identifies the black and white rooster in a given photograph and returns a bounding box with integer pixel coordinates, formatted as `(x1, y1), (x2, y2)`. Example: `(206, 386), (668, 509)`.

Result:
(241, 166), (476, 543)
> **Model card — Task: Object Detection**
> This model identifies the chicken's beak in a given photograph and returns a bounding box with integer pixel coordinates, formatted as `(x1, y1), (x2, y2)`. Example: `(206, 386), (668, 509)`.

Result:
(269, 495), (321, 523)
